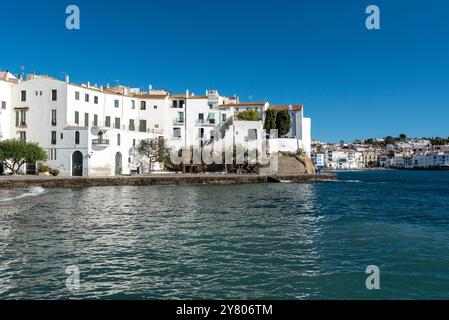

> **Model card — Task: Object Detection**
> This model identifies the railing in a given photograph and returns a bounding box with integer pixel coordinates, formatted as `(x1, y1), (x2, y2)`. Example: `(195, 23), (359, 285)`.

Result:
(67, 121), (164, 135)
(92, 139), (110, 145)
(196, 120), (215, 126)
(173, 119), (185, 126)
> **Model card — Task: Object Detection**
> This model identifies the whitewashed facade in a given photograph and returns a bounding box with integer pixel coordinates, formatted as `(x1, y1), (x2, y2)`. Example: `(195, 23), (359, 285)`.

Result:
(0, 72), (313, 176)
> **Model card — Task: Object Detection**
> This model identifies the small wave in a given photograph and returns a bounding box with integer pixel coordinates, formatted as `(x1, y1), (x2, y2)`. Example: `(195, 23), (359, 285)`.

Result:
(0, 187), (46, 203)
(316, 179), (362, 183)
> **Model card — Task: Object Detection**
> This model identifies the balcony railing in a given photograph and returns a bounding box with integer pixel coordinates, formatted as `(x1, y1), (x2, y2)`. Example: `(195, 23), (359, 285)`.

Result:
(66, 121), (164, 135)
(92, 139), (110, 146)
(196, 120), (215, 126)
(173, 119), (185, 126)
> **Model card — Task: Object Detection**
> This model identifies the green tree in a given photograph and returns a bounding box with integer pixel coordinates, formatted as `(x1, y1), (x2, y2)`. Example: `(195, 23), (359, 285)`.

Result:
(399, 133), (407, 141)
(137, 137), (171, 173)
(236, 109), (261, 121)
(264, 109), (277, 132)
(0, 139), (47, 175)
(275, 110), (291, 137)
(384, 136), (395, 145)
(366, 138), (375, 145)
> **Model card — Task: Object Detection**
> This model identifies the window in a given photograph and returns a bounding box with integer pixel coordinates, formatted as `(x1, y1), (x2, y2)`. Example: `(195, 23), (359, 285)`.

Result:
(1, 101), (6, 109)
(105, 116), (111, 128)
(35, 91), (38, 96)
(209, 113), (216, 124)
(93, 114), (98, 126)
(178, 112), (184, 124)
(154, 105), (158, 109)
(16, 110), (27, 126)
(50, 148), (57, 160)
(19, 131), (26, 142)
(85, 94), (89, 102)
(94, 96), (98, 104)
(198, 113), (204, 122)
(19, 111), (25, 126)
(75, 91), (80, 100)
(133, 139), (136, 147)
(179, 100), (185, 108)
(114, 117), (120, 129)
(248, 129), (258, 141)
(155, 124), (159, 129)
(131, 100), (135, 109)
(75, 131), (80, 145)
(221, 113), (227, 122)
(52, 90), (57, 101)
(129, 119), (135, 131)
(140, 101), (146, 110)
(21, 90), (26, 102)
(173, 128), (182, 138)
(75, 111), (79, 125)
(51, 110), (57, 126)
(117, 134), (121, 146)
(51, 131), (57, 145)
(114, 100), (119, 108)
(139, 120), (147, 133)
(84, 113), (89, 127)
(172, 100), (178, 108)
(60, 133), (63, 140)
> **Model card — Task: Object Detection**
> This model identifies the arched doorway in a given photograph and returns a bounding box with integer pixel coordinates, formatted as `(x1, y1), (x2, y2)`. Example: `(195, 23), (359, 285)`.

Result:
(115, 152), (122, 176)
(72, 151), (83, 177)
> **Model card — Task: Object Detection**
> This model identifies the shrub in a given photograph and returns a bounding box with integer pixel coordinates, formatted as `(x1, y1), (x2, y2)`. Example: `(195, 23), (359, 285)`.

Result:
(38, 163), (60, 176)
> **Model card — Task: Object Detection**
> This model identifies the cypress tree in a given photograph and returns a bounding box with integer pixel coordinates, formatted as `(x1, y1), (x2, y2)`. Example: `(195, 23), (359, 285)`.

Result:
(276, 110), (291, 137)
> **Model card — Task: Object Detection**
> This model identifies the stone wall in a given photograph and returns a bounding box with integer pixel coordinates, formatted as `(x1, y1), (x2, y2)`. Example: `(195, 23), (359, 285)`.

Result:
(0, 174), (336, 189)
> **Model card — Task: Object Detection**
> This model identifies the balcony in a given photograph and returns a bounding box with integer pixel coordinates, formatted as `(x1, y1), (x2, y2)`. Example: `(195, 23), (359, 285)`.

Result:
(173, 119), (185, 126)
(196, 120), (215, 126)
(92, 139), (110, 146)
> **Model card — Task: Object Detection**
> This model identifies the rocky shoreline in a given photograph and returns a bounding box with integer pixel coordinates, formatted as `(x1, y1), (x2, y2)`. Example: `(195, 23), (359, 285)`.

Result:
(0, 173), (336, 189)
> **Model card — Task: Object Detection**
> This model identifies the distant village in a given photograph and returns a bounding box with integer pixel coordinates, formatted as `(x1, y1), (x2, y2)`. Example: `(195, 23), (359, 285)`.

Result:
(311, 135), (449, 170)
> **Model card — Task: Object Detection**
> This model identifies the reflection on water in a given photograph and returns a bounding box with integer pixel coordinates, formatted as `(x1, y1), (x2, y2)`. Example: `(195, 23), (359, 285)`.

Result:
(1, 171), (449, 299)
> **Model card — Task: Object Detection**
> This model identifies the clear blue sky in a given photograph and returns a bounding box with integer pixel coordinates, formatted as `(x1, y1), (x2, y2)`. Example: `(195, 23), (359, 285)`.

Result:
(1, 0), (449, 142)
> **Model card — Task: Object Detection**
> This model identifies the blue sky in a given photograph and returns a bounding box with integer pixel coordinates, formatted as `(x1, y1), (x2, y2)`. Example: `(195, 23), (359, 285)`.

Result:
(1, 0), (449, 142)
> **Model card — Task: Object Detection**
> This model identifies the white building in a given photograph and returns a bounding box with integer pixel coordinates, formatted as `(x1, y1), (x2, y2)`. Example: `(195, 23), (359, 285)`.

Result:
(0, 71), (313, 177)
(324, 150), (365, 170)
(311, 153), (325, 167)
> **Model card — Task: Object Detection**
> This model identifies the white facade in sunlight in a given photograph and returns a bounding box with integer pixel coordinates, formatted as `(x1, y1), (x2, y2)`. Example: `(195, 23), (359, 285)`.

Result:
(0, 71), (313, 177)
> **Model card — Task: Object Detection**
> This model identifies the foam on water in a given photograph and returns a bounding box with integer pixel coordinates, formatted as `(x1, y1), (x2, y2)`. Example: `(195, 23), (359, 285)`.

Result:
(0, 187), (46, 203)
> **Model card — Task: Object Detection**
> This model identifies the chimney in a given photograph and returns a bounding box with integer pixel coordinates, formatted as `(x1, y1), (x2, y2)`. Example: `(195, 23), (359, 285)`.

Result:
(87, 81), (90, 88)
(186, 89), (189, 97)
(149, 84), (153, 91)
(100, 85), (104, 91)
(65, 74), (70, 83)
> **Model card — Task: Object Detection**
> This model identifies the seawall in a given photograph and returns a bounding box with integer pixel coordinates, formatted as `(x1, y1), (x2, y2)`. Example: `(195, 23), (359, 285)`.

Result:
(0, 174), (336, 189)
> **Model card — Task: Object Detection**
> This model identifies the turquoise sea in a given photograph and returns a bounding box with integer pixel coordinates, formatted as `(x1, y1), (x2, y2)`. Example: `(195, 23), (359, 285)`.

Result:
(0, 170), (449, 299)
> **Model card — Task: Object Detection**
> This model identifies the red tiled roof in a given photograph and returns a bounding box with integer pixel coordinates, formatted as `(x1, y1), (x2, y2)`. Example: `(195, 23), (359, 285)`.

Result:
(220, 102), (267, 107)
(268, 105), (303, 111)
